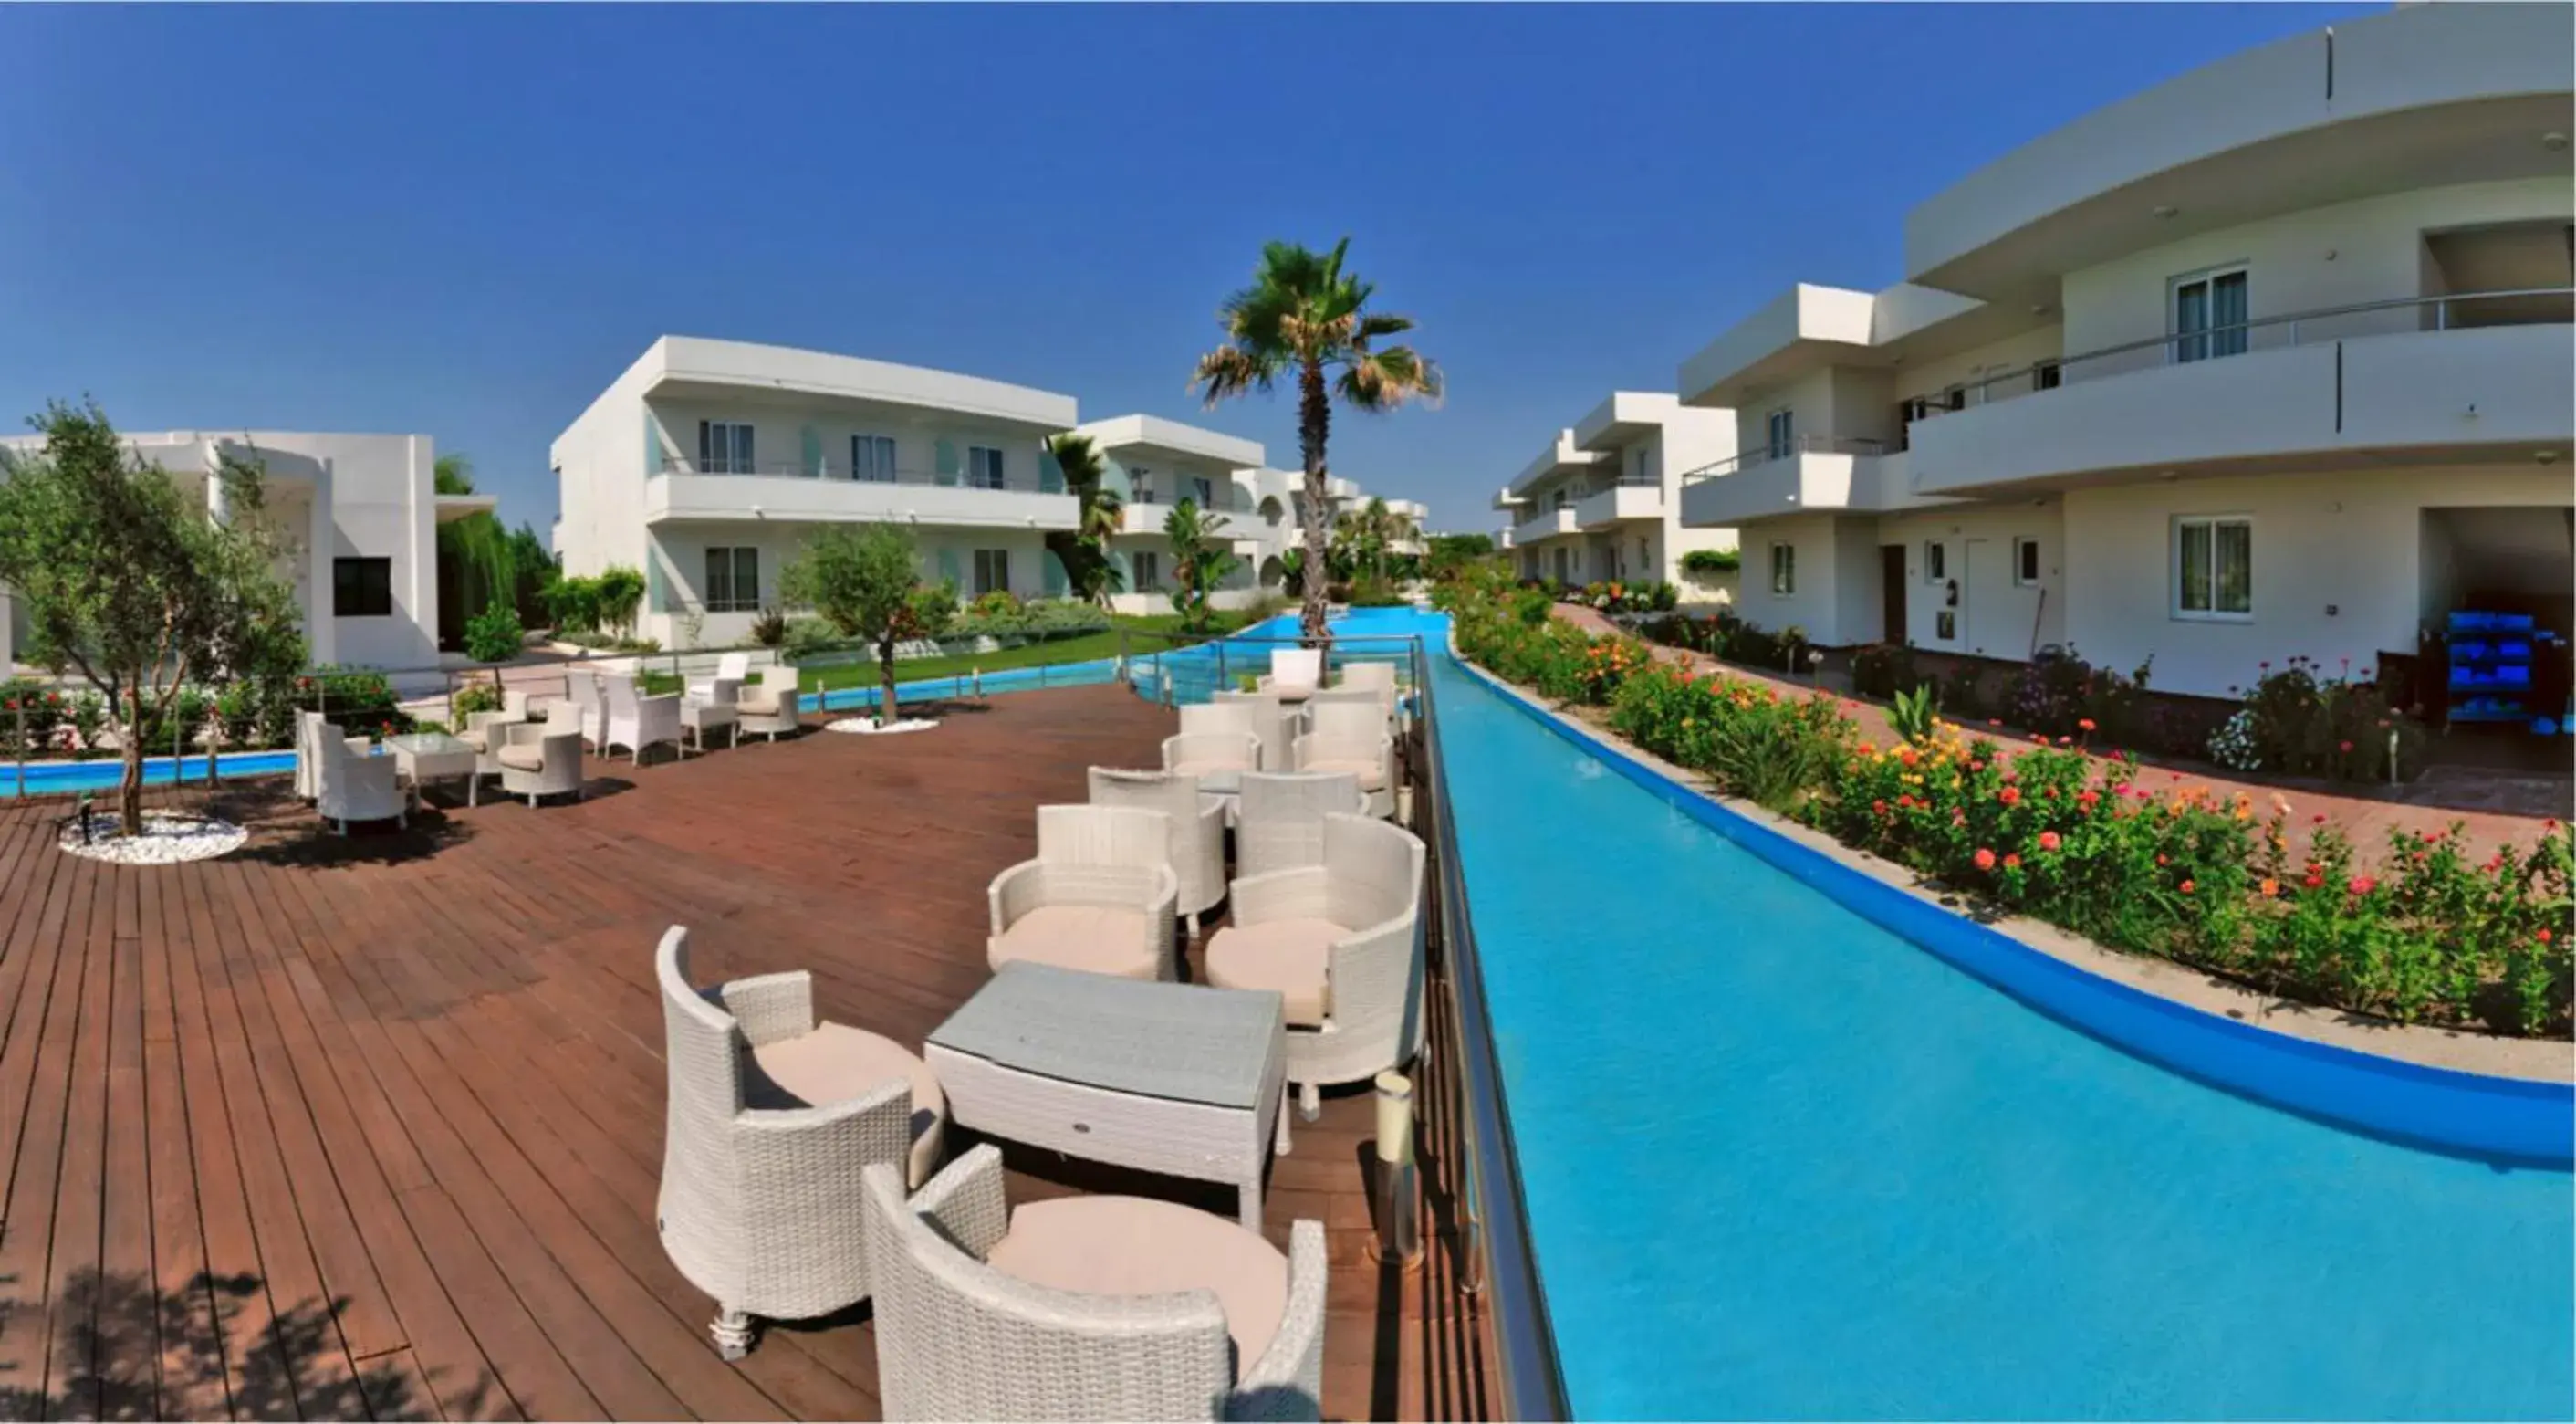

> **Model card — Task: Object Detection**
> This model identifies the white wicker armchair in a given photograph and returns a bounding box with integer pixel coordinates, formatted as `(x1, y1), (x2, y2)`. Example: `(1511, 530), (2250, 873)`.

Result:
(1234, 771), (1365, 881)
(1337, 660), (1399, 720)
(861, 1146), (1326, 1422)
(737, 667), (803, 742)
(295, 710), (375, 801)
(987, 804), (1179, 981)
(687, 652), (753, 704)
(1090, 767), (1226, 935)
(456, 690), (531, 754)
(1164, 704), (1265, 792)
(314, 728), (405, 834)
(1205, 814), (1426, 1120)
(564, 668), (604, 748)
(1210, 690), (1293, 770)
(1256, 648), (1323, 703)
(495, 717), (585, 806)
(600, 672), (683, 764)
(1291, 701), (1396, 820)
(657, 926), (937, 1360)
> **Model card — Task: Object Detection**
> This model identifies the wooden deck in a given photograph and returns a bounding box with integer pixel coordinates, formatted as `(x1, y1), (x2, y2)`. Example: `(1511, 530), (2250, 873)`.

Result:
(0, 686), (1493, 1421)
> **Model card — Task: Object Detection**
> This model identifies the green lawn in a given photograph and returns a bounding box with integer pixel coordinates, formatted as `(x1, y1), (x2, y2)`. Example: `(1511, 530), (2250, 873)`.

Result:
(795, 612), (1265, 694)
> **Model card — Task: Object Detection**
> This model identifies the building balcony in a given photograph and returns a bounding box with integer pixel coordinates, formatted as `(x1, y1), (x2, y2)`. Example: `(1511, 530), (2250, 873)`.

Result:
(1575, 479), (1663, 530)
(1678, 440), (1954, 528)
(1901, 289), (2573, 497)
(644, 457), (1079, 530)
(1512, 507), (1580, 546)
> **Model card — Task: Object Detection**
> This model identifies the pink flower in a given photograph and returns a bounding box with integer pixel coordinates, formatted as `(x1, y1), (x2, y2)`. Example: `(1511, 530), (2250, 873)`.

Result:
(1973, 848), (1997, 872)
(2039, 832), (2061, 853)
(2347, 874), (2377, 896)
(1998, 786), (2022, 808)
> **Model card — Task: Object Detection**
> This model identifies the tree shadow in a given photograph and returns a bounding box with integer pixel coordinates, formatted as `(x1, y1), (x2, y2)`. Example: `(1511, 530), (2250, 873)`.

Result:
(0, 1266), (504, 1421)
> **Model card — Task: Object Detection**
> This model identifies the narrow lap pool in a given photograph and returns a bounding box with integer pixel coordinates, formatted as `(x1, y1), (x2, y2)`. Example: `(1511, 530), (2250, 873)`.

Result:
(1370, 610), (2570, 1419)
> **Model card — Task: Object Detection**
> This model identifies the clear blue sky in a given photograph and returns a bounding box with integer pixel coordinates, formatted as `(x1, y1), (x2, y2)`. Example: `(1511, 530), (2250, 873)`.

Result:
(0, 3), (2372, 536)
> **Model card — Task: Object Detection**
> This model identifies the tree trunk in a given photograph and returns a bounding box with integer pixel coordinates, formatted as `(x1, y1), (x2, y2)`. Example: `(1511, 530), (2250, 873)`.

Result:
(120, 685), (144, 836)
(1297, 357), (1333, 648)
(878, 635), (901, 725)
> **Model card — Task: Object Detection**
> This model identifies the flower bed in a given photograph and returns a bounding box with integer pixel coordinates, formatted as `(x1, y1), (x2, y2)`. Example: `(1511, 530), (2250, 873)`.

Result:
(2, 665), (414, 764)
(1437, 569), (2572, 1037)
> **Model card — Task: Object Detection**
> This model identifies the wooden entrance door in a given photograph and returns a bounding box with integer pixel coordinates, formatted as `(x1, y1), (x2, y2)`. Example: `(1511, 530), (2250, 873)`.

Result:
(1880, 545), (1906, 644)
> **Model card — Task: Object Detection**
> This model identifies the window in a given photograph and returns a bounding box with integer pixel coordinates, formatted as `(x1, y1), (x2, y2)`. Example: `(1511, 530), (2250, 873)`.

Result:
(698, 421), (755, 475)
(333, 557), (392, 617)
(1765, 408), (1794, 461)
(1638, 538), (1652, 571)
(1630, 446), (1651, 483)
(1190, 476), (1215, 509)
(1132, 550), (1163, 592)
(1943, 384), (1966, 413)
(1129, 466), (1155, 504)
(2171, 267), (2248, 363)
(1924, 540), (1948, 584)
(851, 434), (897, 483)
(704, 546), (760, 613)
(967, 445), (1006, 491)
(1768, 541), (1795, 596)
(2174, 515), (2253, 619)
(2014, 537), (2041, 587)
(972, 549), (1011, 596)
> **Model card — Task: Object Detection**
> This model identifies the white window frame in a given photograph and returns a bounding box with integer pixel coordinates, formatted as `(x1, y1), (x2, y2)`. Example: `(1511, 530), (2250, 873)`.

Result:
(1924, 539), (1948, 585)
(1129, 465), (1155, 504)
(698, 421), (755, 475)
(1764, 408), (1794, 462)
(1768, 541), (1795, 596)
(1132, 550), (1162, 592)
(2168, 264), (2249, 365)
(1189, 475), (1215, 509)
(971, 548), (1011, 596)
(966, 445), (1006, 491)
(2013, 536), (2040, 588)
(704, 545), (760, 613)
(2172, 513), (2255, 622)
(851, 434), (897, 483)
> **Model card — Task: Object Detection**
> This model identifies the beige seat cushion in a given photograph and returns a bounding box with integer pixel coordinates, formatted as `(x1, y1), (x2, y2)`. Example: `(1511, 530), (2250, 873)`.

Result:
(747, 1021), (948, 1187)
(1299, 757), (1386, 792)
(986, 1195), (1288, 1374)
(988, 906), (1159, 980)
(1205, 920), (1336, 1028)
(738, 689), (784, 716)
(495, 742), (546, 772)
(458, 728), (490, 752)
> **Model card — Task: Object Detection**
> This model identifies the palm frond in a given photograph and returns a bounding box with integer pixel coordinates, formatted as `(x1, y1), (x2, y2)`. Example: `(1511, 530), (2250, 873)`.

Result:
(1334, 344), (1444, 412)
(1193, 345), (1279, 405)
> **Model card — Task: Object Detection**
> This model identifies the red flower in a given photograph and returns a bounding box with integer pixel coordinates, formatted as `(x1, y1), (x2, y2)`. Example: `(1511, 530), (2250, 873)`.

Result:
(2154, 853), (2168, 866)
(1973, 847), (1997, 872)
(2347, 874), (2377, 896)
(2303, 874), (2325, 889)
(2039, 832), (2061, 853)
(2541, 928), (2556, 945)
(2179, 879), (2195, 895)
(2077, 717), (2096, 732)
(2311, 813), (2328, 825)
(2003, 853), (2022, 870)
(1998, 786), (2022, 808)
(2337, 739), (2353, 753)
(1872, 799), (1889, 816)
(2076, 790), (2101, 809)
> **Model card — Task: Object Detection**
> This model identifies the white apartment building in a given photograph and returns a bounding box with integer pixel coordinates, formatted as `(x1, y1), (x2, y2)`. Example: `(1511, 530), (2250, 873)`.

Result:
(0, 429), (477, 675)
(1071, 414), (1276, 614)
(551, 337), (1082, 648)
(1496, 391), (1738, 592)
(1676, 4), (2572, 700)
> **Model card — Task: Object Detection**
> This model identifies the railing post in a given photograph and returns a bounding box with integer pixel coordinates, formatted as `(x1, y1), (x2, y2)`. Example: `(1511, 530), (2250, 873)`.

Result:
(1216, 641), (1228, 695)
(15, 700), (24, 800)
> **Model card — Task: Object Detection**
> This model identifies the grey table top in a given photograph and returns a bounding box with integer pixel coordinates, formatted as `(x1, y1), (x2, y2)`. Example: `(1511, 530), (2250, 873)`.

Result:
(384, 731), (472, 756)
(929, 963), (1284, 1110)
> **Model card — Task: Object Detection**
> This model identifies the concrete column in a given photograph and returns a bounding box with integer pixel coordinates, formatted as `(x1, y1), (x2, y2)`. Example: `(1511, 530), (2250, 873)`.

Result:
(203, 438), (230, 525)
(307, 464), (335, 666)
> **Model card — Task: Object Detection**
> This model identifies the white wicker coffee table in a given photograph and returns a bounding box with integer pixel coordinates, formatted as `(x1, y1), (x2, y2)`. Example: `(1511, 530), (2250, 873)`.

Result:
(386, 730), (479, 806)
(926, 962), (1288, 1230)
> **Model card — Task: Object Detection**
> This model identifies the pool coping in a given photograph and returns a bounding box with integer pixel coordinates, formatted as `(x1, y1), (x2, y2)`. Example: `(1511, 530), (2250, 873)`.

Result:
(1449, 644), (2574, 1169)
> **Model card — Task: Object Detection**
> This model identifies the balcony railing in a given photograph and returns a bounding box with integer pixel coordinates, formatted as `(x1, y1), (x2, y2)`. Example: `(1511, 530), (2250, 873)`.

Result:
(657, 455), (1059, 496)
(1897, 286), (2575, 418)
(1678, 435), (1890, 485)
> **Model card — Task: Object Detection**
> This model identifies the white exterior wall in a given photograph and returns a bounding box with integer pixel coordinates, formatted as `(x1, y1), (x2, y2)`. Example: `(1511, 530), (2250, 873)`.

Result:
(1741, 514), (1861, 644)
(1875, 503), (2069, 659)
(2063, 464), (2571, 699)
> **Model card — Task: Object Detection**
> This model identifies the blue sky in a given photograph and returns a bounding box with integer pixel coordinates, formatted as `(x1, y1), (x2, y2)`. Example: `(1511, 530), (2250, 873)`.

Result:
(0, 3), (2371, 535)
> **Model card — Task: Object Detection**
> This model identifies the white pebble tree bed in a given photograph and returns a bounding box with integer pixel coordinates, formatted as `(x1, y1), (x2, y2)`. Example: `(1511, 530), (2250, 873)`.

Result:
(824, 717), (940, 736)
(58, 811), (247, 865)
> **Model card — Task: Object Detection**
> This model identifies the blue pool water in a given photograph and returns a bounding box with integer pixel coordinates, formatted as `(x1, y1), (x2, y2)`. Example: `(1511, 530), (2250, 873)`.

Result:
(0, 748), (299, 799)
(1371, 608), (2570, 1419)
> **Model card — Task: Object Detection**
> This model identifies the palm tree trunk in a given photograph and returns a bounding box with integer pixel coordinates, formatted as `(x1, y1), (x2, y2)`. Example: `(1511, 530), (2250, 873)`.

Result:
(1297, 357), (1332, 646)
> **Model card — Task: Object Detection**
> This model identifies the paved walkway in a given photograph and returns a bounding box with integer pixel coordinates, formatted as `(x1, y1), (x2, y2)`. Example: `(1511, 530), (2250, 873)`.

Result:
(1554, 606), (2564, 859)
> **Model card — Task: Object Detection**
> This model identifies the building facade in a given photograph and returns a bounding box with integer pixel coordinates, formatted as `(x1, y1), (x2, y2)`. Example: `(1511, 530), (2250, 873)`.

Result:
(1674, 4), (2573, 698)
(1071, 414), (1275, 615)
(1497, 392), (1738, 593)
(0, 429), (472, 676)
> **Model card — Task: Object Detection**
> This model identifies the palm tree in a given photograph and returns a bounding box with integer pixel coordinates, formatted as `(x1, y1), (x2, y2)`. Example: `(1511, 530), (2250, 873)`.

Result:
(1161, 497), (1237, 632)
(1043, 433), (1127, 607)
(1192, 238), (1439, 643)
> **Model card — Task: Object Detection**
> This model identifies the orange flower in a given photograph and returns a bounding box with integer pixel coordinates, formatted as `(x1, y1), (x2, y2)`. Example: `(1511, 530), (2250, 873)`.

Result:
(2258, 878), (2279, 897)
(2038, 832), (2061, 853)
(1972, 847), (1997, 872)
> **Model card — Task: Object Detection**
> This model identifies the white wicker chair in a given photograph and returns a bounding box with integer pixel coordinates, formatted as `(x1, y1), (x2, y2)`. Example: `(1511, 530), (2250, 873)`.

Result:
(294, 710), (375, 802)
(656, 926), (936, 1360)
(687, 652), (753, 704)
(737, 667), (803, 742)
(683, 677), (740, 754)
(456, 689), (531, 754)
(600, 671), (683, 764)
(1331, 663), (1401, 732)
(1256, 648), (1323, 704)
(1205, 814), (1426, 1120)
(1210, 691), (1294, 771)
(1292, 701), (1396, 820)
(564, 667), (604, 747)
(313, 727), (405, 834)
(495, 717), (584, 806)
(987, 804), (1178, 981)
(1164, 704), (1264, 792)
(1234, 771), (1365, 881)
(1089, 768), (1228, 937)
(862, 1146), (1326, 1422)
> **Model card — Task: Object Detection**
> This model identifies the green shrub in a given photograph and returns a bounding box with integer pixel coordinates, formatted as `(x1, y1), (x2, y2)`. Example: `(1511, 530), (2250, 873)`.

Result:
(464, 602), (526, 664)
(1851, 644), (1925, 699)
(1887, 685), (1939, 744)
(2235, 657), (2425, 781)
(748, 606), (789, 647)
(1680, 549), (1740, 578)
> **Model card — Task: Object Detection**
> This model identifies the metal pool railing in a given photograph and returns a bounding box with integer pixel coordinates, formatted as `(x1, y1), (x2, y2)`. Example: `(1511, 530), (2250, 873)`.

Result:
(1121, 623), (1570, 1419)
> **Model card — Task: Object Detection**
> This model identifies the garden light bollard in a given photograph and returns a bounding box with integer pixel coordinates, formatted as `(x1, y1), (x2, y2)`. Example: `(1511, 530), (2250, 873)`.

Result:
(1369, 1070), (1421, 1269)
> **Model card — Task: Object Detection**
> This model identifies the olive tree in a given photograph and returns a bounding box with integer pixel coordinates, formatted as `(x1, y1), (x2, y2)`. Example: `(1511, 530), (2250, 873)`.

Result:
(779, 523), (954, 724)
(0, 401), (307, 834)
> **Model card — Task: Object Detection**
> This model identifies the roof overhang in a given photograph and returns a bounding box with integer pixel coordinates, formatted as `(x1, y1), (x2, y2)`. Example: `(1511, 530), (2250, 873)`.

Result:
(1573, 391), (1684, 453)
(1507, 429), (1610, 497)
(644, 336), (1078, 433)
(435, 492), (500, 523)
(1073, 413), (1266, 470)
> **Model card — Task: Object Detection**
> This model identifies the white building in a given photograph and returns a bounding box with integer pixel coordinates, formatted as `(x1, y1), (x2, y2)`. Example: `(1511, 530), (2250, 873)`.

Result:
(551, 336), (1081, 649)
(1676, 3), (2572, 698)
(0, 429), (478, 675)
(1497, 391), (1738, 592)
(1070, 414), (1277, 614)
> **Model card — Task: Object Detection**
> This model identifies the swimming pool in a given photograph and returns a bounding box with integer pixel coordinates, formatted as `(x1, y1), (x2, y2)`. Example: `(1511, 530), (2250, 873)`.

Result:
(1382, 607), (2570, 1419)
